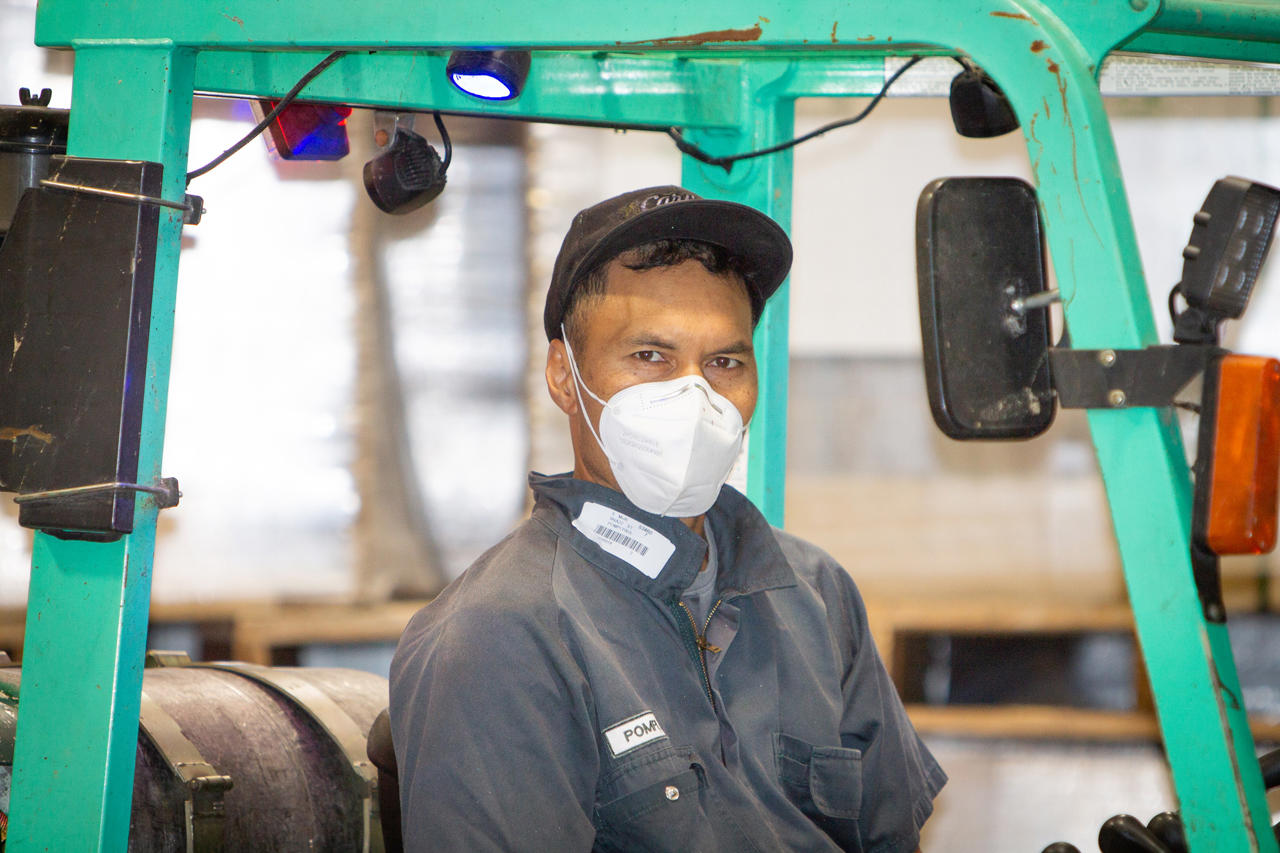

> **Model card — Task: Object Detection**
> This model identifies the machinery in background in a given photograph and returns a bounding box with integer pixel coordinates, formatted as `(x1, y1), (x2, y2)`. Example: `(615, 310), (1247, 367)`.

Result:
(0, 655), (388, 852)
(1040, 744), (1280, 851)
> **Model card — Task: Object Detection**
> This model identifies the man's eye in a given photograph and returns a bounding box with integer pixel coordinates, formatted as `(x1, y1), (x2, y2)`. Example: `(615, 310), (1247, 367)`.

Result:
(633, 350), (664, 363)
(708, 356), (742, 370)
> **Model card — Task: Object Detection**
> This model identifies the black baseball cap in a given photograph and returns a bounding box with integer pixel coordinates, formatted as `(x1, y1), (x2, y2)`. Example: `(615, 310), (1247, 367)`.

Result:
(543, 185), (793, 341)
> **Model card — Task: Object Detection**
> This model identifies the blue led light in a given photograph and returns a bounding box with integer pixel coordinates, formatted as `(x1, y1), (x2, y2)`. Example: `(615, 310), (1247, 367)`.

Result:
(446, 50), (531, 102)
(450, 72), (514, 101)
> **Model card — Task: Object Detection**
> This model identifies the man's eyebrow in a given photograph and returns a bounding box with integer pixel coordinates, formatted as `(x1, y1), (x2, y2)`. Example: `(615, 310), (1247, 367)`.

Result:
(716, 339), (754, 355)
(621, 334), (679, 350)
(619, 335), (754, 355)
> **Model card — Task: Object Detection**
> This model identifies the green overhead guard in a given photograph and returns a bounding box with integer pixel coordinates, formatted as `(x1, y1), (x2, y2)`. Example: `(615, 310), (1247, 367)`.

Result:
(9, 0), (1280, 850)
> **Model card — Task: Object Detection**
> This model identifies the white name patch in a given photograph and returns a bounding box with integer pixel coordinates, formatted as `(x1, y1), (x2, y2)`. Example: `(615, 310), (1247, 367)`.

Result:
(573, 502), (675, 579)
(604, 711), (667, 757)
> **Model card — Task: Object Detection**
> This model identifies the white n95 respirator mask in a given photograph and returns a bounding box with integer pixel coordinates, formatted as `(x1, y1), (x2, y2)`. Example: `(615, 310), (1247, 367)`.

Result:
(562, 329), (745, 517)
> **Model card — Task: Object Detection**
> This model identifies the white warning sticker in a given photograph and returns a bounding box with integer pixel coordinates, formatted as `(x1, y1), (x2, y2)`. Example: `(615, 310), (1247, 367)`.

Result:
(573, 502), (676, 579)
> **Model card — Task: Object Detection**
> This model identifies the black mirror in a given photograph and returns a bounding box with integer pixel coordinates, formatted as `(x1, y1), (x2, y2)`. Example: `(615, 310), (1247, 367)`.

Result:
(916, 177), (1055, 439)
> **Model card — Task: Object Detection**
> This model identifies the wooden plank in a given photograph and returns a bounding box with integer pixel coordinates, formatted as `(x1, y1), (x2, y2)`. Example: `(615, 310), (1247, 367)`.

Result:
(231, 600), (429, 664)
(906, 704), (1280, 744)
(0, 599), (431, 664)
(866, 599), (1135, 633)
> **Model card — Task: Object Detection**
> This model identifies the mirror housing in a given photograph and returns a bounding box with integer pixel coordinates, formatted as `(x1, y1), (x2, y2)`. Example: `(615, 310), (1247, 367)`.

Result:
(916, 177), (1055, 439)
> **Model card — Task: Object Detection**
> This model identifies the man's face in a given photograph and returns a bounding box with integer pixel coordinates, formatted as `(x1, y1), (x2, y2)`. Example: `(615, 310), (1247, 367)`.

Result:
(546, 256), (758, 496)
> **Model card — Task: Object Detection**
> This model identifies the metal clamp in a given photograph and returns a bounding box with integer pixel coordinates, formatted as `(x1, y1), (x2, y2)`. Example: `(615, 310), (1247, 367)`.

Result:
(38, 179), (205, 224)
(14, 477), (181, 509)
(138, 688), (232, 853)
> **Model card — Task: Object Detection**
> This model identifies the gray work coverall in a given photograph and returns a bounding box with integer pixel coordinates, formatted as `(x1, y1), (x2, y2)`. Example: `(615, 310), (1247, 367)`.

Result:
(391, 472), (946, 852)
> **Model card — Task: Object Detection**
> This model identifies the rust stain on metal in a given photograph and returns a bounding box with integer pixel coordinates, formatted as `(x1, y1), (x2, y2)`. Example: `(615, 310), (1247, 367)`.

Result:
(624, 23), (763, 47)
(220, 11), (244, 26)
(831, 21), (839, 43)
(1, 426), (53, 444)
(1031, 39), (1047, 53)
(1045, 56), (1102, 246)
(857, 34), (875, 42)
(991, 10), (1034, 21)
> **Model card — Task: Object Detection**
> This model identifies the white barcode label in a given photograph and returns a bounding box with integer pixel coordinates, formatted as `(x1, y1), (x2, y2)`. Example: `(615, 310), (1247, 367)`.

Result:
(573, 502), (675, 579)
(593, 524), (649, 555)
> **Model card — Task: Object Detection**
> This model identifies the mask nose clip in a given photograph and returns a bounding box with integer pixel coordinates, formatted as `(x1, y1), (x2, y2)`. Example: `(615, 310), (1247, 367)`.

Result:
(649, 376), (724, 415)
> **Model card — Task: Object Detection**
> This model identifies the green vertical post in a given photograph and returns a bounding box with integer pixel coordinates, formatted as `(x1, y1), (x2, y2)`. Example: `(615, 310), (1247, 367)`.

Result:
(966, 11), (1277, 849)
(681, 60), (795, 526)
(7, 41), (194, 852)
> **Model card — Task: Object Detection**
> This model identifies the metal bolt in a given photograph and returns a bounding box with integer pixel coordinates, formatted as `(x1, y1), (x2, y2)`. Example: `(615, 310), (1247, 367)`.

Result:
(1098, 349), (1117, 367)
(1108, 389), (1127, 407)
(1130, 0), (1148, 10)
(664, 785), (680, 801)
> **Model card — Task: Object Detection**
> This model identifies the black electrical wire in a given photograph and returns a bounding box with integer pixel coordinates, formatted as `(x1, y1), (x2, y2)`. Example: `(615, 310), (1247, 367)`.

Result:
(433, 110), (453, 172)
(186, 50), (351, 184)
(668, 55), (926, 172)
(1168, 283), (1184, 324)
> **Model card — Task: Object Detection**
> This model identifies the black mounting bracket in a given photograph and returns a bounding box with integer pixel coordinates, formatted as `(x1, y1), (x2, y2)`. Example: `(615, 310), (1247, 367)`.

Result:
(1049, 343), (1228, 623)
(1049, 344), (1220, 410)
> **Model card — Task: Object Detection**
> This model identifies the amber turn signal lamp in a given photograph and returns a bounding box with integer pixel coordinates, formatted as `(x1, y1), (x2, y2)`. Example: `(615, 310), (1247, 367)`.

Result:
(1195, 354), (1280, 555)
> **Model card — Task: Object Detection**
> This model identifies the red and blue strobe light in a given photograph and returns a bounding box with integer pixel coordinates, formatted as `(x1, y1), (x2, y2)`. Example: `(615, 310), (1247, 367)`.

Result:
(254, 100), (352, 160)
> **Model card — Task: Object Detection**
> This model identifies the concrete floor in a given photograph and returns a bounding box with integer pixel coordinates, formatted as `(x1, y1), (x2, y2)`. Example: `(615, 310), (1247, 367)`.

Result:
(919, 736), (1280, 853)
(919, 737), (1175, 852)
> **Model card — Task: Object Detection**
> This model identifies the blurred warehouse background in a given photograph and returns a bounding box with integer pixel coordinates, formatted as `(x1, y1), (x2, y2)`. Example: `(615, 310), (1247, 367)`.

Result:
(3, 0), (1280, 847)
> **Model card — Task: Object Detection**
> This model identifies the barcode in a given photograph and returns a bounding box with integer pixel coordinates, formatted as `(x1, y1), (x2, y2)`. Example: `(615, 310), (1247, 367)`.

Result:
(594, 524), (649, 556)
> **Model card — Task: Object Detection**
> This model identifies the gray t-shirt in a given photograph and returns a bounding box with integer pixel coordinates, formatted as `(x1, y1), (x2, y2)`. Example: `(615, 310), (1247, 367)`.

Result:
(681, 519), (719, 627)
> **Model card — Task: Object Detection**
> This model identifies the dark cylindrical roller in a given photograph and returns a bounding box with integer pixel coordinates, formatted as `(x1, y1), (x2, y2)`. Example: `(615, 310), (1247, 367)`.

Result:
(0, 664), (388, 852)
(1099, 814), (1171, 853)
(1146, 812), (1186, 853)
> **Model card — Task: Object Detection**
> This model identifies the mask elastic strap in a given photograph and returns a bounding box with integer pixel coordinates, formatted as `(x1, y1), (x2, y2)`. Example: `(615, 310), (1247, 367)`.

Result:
(560, 326), (614, 462)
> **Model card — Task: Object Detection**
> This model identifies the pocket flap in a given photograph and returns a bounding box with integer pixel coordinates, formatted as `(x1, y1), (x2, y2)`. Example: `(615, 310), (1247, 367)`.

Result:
(809, 747), (863, 820)
(597, 766), (702, 827)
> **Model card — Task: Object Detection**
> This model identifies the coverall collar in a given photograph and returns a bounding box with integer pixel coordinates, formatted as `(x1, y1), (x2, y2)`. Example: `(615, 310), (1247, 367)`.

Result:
(528, 471), (797, 600)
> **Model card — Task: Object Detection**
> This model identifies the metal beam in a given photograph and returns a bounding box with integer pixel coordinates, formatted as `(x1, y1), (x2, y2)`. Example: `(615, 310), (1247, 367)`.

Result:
(680, 59), (797, 525)
(33, 0), (1151, 52)
(193, 50), (746, 130)
(7, 41), (194, 853)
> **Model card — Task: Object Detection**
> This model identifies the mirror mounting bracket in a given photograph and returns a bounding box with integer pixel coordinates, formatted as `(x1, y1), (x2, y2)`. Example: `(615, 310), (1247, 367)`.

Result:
(1049, 344), (1220, 410)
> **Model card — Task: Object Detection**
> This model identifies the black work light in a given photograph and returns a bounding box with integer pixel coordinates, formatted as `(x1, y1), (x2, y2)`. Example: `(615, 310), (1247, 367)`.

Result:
(948, 63), (1018, 139)
(363, 112), (452, 215)
(1173, 176), (1280, 344)
(446, 50), (531, 101)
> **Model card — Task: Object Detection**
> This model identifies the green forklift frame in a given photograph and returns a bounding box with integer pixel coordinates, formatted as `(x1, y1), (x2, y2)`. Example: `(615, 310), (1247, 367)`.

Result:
(8, 1), (1280, 850)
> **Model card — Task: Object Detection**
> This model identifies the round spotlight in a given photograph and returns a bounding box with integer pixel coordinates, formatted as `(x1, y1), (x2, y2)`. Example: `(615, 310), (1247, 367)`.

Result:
(446, 50), (531, 101)
(363, 128), (446, 214)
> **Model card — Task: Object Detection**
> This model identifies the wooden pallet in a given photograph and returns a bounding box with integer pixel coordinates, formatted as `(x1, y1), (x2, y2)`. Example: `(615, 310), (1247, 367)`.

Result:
(0, 599), (432, 666)
(867, 597), (1280, 743)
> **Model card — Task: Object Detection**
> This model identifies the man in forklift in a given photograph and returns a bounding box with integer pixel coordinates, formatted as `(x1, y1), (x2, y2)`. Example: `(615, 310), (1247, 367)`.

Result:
(390, 186), (946, 852)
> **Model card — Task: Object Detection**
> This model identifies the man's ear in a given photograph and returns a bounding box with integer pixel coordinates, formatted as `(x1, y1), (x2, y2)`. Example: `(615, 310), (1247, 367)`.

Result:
(545, 339), (579, 416)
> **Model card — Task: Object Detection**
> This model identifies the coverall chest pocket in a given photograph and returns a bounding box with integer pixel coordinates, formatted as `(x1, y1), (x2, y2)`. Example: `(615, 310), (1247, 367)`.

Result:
(592, 746), (711, 853)
(775, 732), (864, 850)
